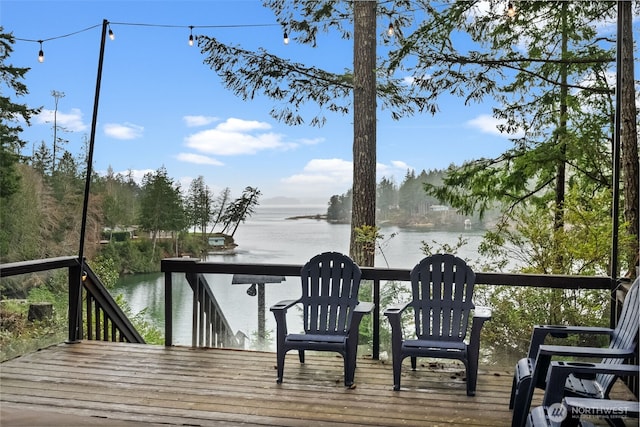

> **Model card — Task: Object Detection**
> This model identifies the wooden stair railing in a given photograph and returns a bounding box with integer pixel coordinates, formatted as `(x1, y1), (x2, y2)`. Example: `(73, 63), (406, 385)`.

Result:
(82, 264), (145, 343)
(185, 271), (241, 349)
(0, 256), (144, 344)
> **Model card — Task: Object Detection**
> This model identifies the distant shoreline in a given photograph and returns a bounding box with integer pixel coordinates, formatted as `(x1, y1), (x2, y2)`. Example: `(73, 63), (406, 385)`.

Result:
(285, 214), (327, 220)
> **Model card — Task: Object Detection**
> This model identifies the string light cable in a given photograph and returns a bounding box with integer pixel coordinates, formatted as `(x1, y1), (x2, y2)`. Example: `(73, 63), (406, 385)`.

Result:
(13, 20), (284, 62)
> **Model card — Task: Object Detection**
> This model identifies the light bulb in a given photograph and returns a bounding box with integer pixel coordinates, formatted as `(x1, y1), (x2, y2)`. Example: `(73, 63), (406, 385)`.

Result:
(506, 2), (516, 18)
(387, 23), (394, 37)
(283, 31), (289, 45)
(189, 26), (194, 46)
(108, 25), (115, 40)
(38, 41), (44, 63)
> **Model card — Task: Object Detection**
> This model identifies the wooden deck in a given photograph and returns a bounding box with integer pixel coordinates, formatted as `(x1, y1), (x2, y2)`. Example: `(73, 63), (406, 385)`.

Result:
(0, 340), (629, 426)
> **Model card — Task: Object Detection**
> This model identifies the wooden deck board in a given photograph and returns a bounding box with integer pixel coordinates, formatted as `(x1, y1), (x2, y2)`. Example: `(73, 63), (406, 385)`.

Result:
(0, 341), (631, 426)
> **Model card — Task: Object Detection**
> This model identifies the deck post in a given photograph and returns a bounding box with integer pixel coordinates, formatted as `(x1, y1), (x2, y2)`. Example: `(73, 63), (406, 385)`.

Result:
(165, 271), (173, 346)
(66, 260), (82, 343)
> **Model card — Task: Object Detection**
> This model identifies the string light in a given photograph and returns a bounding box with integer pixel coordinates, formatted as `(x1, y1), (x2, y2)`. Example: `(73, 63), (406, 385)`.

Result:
(17, 20), (282, 62)
(506, 2), (516, 18)
(38, 40), (44, 63)
(387, 23), (394, 37)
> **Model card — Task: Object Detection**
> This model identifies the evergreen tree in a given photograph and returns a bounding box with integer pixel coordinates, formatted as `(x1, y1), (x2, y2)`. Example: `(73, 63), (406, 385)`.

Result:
(138, 167), (186, 258)
(186, 176), (213, 245)
(0, 29), (41, 198)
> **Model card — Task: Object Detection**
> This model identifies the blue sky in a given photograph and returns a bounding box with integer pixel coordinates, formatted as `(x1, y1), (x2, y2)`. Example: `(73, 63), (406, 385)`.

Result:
(4, 1), (529, 203)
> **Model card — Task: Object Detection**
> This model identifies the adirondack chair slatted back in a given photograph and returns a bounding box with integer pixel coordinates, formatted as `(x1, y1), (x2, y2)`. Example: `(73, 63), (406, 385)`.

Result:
(598, 279), (639, 392)
(410, 254), (476, 342)
(301, 252), (362, 335)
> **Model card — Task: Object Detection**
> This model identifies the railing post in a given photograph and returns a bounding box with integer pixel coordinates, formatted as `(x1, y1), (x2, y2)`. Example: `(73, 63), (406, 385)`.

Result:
(372, 278), (380, 360)
(67, 261), (82, 343)
(164, 271), (173, 346)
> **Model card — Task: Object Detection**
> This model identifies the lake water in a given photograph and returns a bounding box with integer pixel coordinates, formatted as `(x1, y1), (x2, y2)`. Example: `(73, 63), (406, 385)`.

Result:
(114, 204), (487, 351)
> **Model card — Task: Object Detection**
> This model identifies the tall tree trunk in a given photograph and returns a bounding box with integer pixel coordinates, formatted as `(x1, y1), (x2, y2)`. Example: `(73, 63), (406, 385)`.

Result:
(350, 0), (377, 267)
(553, 3), (568, 277)
(620, 0), (639, 278)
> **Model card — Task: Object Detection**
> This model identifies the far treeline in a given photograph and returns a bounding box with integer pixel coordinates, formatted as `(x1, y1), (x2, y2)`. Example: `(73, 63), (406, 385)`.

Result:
(326, 169), (496, 227)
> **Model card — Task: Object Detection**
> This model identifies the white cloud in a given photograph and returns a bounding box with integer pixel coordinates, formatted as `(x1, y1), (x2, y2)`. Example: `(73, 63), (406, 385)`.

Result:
(298, 137), (325, 146)
(176, 152), (224, 166)
(277, 158), (418, 198)
(184, 118), (293, 155)
(391, 160), (411, 170)
(35, 108), (88, 132)
(467, 114), (504, 136)
(467, 114), (526, 139)
(217, 117), (271, 132)
(104, 123), (144, 140)
(281, 158), (352, 190)
(183, 115), (219, 127)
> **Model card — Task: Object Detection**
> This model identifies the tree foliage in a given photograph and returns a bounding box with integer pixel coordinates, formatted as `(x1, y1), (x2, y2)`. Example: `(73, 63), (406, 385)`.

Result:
(220, 186), (261, 237)
(138, 167), (187, 258)
(0, 29), (41, 199)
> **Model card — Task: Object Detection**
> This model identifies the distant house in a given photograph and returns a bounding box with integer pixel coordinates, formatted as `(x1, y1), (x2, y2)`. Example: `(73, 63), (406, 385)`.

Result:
(430, 205), (449, 212)
(208, 236), (226, 247)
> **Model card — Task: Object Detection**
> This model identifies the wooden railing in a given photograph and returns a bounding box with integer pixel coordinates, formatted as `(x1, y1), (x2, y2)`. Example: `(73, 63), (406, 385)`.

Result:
(184, 269), (242, 348)
(0, 256), (144, 344)
(160, 258), (617, 358)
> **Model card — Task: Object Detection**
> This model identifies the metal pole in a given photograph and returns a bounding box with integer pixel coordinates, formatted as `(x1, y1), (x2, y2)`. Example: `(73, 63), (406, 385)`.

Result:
(74, 19), (108, 340)
(78, 19), (107, 265)
(610, 2), (622, 327)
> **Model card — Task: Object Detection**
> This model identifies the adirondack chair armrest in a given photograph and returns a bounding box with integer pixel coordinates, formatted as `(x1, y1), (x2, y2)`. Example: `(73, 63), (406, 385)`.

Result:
(270, 299), (301, 336)
(526, 324), (614, 359)
(270, 299), (300, 313)
(538, 344), (635, 359)
(383, 302), (411, 329)
(473, 306), (492, 320)
(542, 361), (640, 406)
(529, 344), (635, 393)
(468, 306), (492, 363)
(383, 301), (411, 317)
(384, 301), (412, 346)
(348, 301), (375, 339)
(355, 301), (375, 314)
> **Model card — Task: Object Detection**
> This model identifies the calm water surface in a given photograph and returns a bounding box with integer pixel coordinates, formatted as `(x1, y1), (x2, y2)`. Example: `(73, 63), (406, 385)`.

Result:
(114, 205), (492, 354)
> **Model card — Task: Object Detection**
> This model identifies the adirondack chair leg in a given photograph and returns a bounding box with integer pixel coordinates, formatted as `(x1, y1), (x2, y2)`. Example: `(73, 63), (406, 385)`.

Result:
(276, 349), (286, 384)
(298, 349), (305, 364)
(344, 354), (355, 387)
(392, 355), (403, 391)
(411, 356), (417, 370)
(465, 360), (476, 397)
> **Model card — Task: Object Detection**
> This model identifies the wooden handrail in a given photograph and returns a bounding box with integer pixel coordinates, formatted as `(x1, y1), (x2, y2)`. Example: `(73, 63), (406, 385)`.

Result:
(1, 257), (144, 344)
(161, 257), (616, 360)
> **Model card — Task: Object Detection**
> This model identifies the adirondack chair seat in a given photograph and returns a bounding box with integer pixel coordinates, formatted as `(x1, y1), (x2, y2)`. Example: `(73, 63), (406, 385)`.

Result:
(402, 339), (468, 352)
(385, 254), (491, 396)
(510, 277), (639, 427)
(271, 252), (374, 387)
(287, 334), (348, 345)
